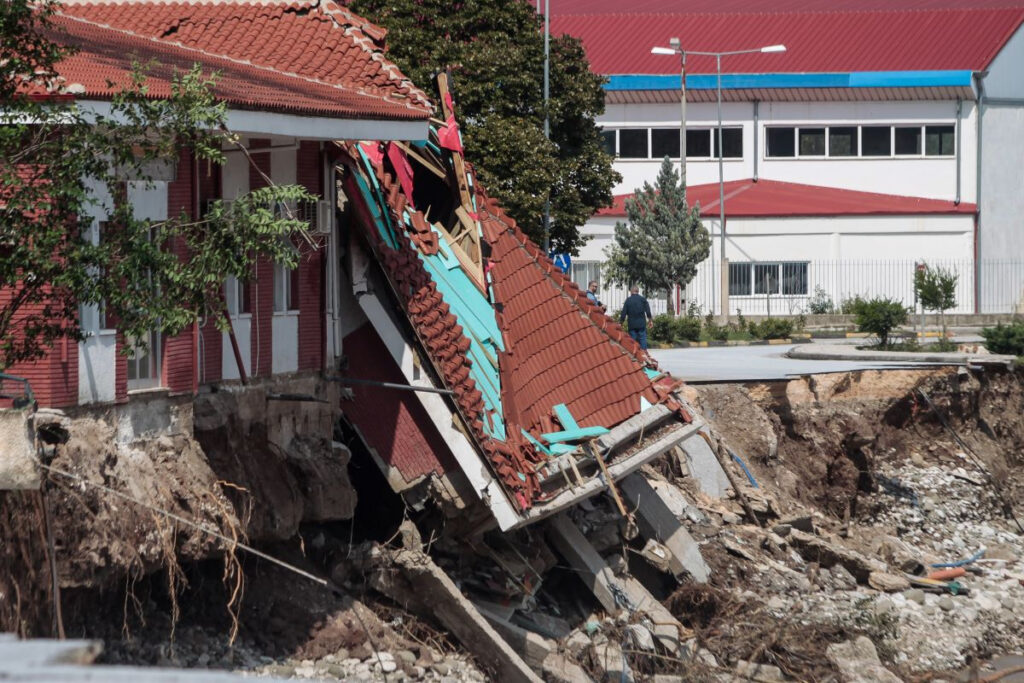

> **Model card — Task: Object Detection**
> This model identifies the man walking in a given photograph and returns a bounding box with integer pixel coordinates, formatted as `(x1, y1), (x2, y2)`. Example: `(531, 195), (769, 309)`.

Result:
(620, 285), (653, 350)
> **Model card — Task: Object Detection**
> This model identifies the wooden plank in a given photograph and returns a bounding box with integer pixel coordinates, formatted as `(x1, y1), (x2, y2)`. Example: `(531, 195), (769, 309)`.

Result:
(395, 141), (447, 180)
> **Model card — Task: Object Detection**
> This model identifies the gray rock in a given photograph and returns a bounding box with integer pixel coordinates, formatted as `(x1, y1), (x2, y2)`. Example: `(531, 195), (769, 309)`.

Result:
(735, 659), (785, 681)
(938, 595), (955, 611)
(825, 636), (901, 683)
(905, 588), (926, 605)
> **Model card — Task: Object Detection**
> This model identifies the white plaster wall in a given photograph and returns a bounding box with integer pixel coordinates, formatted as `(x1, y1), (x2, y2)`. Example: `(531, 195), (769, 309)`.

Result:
(77, 180), (117, 404)
(984, 24), (1024, 100)
(222, 140), (249, 200)
(978, 104), (1024, 312)
(579, 213), (975, 314)
(601, 100), (976, 203)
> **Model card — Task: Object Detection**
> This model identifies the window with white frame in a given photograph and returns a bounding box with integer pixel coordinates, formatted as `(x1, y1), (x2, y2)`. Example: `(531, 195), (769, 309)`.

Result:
(765, 123), (955, 159)
(729, 262), (808, 296)
(273, 246), (300, 314)
(571, 261), (602, 292)
(225, 275), (251, 316)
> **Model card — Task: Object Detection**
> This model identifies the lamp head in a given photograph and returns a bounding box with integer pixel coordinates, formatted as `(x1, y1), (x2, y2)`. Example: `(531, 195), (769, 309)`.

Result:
(651, 46), (678, 55)
(760, 44), (787, 53)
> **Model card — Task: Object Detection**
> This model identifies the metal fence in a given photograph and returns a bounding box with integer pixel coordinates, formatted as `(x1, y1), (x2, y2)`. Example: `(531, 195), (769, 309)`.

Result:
(576, 259), (1024, 317)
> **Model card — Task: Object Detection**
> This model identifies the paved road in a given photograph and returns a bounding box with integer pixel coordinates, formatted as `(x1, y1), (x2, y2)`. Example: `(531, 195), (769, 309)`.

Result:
(650, 343), (947, 383)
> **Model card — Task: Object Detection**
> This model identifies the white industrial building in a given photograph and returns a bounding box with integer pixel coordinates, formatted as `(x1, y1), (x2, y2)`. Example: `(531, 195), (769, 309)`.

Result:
(552, 2), (1024, 315)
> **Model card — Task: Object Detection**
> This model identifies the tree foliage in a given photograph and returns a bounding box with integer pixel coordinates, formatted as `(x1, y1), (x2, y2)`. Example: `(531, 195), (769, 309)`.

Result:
(348, 0), (618, 253)
(602, 157), (710, 311)
(914, 262), (958, 336)
(0, 0), (314, 370)
(853, 297), (908, 347)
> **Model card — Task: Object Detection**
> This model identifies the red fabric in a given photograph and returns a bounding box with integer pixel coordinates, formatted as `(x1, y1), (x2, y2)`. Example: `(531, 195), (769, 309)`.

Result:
(598, 179), (977, 218)
(361, 142), (384, 166)
(551, 8), (1024, 75)
(437, 116), (463, 154)
(386, 143), (415, 206)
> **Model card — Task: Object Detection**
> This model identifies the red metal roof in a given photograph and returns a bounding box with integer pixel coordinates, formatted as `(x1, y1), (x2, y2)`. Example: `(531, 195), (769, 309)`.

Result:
(597, 179), (977, 218)
(545, 0), (1024, 13)
(551, 8), (1024, 75)
(46, 15), (427, 120)
(57, 0), (431, 111)
(339, 323), (458, 485)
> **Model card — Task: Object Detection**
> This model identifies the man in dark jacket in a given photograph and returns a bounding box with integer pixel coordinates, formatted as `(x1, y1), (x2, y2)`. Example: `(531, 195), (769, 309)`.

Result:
(620, 285), (653, 350)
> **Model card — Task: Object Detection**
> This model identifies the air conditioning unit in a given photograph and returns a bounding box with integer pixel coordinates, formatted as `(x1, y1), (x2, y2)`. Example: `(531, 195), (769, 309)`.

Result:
(314, 200), (333, 236)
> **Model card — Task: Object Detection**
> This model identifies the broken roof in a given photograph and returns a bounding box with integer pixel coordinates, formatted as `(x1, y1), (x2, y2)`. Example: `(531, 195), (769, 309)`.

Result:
(335, 81), (693, 517)
(55, 0), (432, 115)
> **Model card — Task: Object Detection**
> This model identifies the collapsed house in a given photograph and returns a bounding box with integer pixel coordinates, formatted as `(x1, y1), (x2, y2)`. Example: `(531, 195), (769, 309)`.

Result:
(330, 76), (704, 531)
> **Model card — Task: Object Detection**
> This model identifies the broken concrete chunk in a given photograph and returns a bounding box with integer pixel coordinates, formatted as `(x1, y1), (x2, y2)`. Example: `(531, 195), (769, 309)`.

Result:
(781, 516), (815, 533)
(788, 529), (886, 583)
(867, 572), (911, 593)
(542, 652), (594, 683)
(825, 636), (901, 683)
(640, 539), (673, 573)
(589, 642), (633, 683)
(564, 631), (592, 657)
(735, 659), (786, 682)
(626, 623), (655, 651)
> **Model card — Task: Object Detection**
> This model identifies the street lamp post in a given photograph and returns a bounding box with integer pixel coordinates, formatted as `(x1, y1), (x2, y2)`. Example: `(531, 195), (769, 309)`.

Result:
(651, 42), (786, 320)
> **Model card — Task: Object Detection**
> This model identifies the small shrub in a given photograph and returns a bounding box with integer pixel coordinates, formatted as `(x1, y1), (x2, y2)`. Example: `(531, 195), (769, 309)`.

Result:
(981, 321), (1024, 355)
(839, 295), (867, 315)
(749, 318), (794, 340)
(796, 313), (807, 333)
(704, 312), (728, 341)
(674, 316), (702, 341)
(808, 285), (835, 314)
(649, 313), (675, 343)
(931, 338), (959, 353)
(736, 310), (747, 333)
(686, 301), (704, 318)
(855, 297), (908, 347)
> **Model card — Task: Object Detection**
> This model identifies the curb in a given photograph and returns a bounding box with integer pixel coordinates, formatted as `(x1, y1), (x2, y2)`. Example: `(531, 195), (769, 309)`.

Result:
(666, 337), (812, 348)
(785, 345), (1016, 365)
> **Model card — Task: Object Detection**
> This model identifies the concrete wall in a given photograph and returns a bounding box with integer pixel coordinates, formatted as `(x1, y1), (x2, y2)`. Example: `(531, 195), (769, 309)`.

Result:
(978, 25), (1024, 313)
(579, 213), (976, 315)
(600, 99), (975, 203)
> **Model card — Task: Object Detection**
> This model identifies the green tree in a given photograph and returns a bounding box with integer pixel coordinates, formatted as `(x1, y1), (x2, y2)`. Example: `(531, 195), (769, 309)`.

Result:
(602, 157), (710, 313)
(348, 0), (618, 253)
(854, 297), (908, 348)
(914, 263), (958, 339)
(1, 0), (314, 371)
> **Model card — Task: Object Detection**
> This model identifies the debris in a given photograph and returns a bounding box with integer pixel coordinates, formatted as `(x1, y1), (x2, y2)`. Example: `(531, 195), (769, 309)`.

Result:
(728, 449), (760, 489)
(625, 623), (655, 651)
(788, 529), (886, 582)
(930, 548), (986, 568)
(588, 642), (633, 683)
(868, 572), (911, 592)
(734, 659), (786, 682)
(542, 652), (594, 683)
(679, 428), (731, 497)
(639, 539), (673, 573)
(618, 473), (710, 582)
(780, 516), (815, 534)
(927, 567), (967, 581)
(825, 636), (902, 683)
(721, 537), (757, 562)
(357, 544), (542, 683)
(698, 430), (764, 527)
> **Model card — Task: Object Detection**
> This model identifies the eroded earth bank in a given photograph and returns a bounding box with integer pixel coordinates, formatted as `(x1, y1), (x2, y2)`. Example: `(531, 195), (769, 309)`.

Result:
(2, 365), (1022, 682)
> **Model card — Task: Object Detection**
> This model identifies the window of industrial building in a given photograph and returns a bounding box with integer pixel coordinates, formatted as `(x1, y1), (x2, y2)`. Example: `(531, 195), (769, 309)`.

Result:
(729, 262), (808, 296)
(600, 129), (616, 156)
(828, 127), (858, 156)
(766, 127), (795, 157)
(713, 128), (743, 158)
(861, 126), (891, 156)
(651, 128), (680, 159)
(687, 129), (712, 157)
(729, 262), (751, 296)
(926, 125), (955, 156)
(599, 127), (742, 159)
(618, 129), (648, 159)
(895, 126), (922, 155)
(798, 127), (826, 156)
